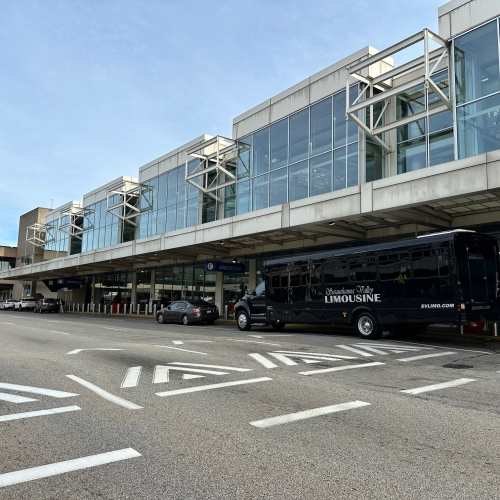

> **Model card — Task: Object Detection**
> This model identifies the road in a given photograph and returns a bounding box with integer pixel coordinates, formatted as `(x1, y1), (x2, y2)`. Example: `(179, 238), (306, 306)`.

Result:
(0, 310), (499, 499)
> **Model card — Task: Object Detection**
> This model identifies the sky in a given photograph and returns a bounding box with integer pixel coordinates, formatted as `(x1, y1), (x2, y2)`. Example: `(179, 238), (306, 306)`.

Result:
(0, 0), (446, 247)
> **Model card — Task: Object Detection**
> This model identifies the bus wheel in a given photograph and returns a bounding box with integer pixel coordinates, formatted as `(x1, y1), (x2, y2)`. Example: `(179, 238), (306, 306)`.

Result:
(271, 321), (286, 331)
(356, 312), (381, 340)
(236, 310), (251, 331)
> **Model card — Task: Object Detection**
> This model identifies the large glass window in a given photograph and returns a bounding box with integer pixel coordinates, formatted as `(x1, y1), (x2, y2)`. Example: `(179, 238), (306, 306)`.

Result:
(270, 119), (288, 170)
(252, 174), (269, 211)
(310, 97), (332, 156)
(270, 167), (288, 206)
(253, 127), (270, 176)
(289, 160), (308, 202)
(310, 152), (332, 196)
(237, 180), (251, 214)
(289, 109), (309, 163)
(237, 136), (252, 180)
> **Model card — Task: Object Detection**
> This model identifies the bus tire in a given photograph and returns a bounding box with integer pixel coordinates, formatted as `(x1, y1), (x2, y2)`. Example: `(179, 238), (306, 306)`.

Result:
(236, 310), (251, 331)
(355, 312), (381, 340)
(271, 321), (286, 331)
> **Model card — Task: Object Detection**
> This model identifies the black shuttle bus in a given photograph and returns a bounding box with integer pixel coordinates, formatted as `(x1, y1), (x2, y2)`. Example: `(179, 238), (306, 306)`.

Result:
(234, 230), (500, 339)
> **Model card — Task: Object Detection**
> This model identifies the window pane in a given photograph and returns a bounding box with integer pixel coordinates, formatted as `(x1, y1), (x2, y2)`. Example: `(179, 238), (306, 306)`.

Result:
(323, 260), (348, 284)
(224, 196), (236, 218)
(311, 263), (322, 285)
(412, 249), (449, 278)
(348, 85), (359, 144)
(187, 197), (198, 227)
(157, 208), (167, 234)
(177, 166), (186, 203)
(457, 93), (500, 158)
(378, 253), (410, 281)
(289, 108), (309, 163)
(158, 174), (167, 209)
(349, 257), (376, 281)
(455, 20), (500, 105)
(237, 136), (252, 180)
(176, 201), (186, 230)
(167, 169), (177, 205)
(202, 196), (216, 223)
(429, 110), (453, 134)
(347, 143), (358, 187)
(310, 151), (332, 196)
(166, 204), (176, 232)
(252, 174), (269, 211)
(270, 167), (288, 206)
(253, 127), (270, 176)
(150, 177), (159, 210)
(237, 180), (251, 215)
(187, 159), (200, 199)
(333, 147), (346, 191)
(289, 160), (308, 202)
(148, 210), (158, 237)
(333, 90), (347, 148)
(429, 129), (455, 166)
(366, 140), (385, 182)
(139, 213), (148, 239)
(270, 118), (288, 170)
(310, 97), (332, 156)
(397, 136), (426, 174)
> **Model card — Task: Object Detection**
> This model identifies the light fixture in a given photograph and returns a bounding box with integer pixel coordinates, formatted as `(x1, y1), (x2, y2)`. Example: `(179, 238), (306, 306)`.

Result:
(219, 241), (224, 244)
(329, 221), (336, 226)
(232, 258), (236, 263)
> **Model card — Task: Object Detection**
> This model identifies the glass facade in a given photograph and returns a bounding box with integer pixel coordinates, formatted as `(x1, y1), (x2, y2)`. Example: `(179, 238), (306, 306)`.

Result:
(236, 86), (359, 215)
(81, 197), (120, 253)
(455, 19), (500, 159)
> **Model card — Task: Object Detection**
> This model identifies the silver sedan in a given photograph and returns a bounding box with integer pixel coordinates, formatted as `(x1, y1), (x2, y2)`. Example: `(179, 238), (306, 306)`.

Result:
(156, 300), (219, 325)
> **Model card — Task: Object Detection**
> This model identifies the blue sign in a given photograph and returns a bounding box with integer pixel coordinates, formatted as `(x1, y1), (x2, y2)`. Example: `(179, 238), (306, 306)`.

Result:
(56, 278), (85, 286)
(205, 261), (245, 274)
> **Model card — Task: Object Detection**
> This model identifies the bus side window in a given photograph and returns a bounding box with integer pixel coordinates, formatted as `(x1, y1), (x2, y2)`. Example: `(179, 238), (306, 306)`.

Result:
(301, 265), (310, 286)
(271, 274), (280, 288)
(280, 268), (289, 288)
(412, 249), (449, 278)
(324, 260), (348, 284)
(349, 257), (376, 282)
(290, 266), (300, 287)
(311, 263), (322, 285)
(378, 252), (410, 281)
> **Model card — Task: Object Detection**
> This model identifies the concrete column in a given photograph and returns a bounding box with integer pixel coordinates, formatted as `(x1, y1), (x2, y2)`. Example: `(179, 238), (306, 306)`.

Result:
(131, 271), (137, 305)
(91, 276), (96, 306)
(150, 269), (156, 311)
(248, 259), (257, 292)
(214, 272), (224, 317)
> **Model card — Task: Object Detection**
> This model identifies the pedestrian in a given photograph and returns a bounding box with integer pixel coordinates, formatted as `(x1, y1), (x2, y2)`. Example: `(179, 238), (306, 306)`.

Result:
(100, 295), (105, 313)
(60, 298), (65, 313)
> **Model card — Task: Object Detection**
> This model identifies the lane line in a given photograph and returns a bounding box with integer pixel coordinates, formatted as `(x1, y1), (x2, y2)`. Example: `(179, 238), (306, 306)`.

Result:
(226, 339), (282, 347)
(4, 323), (14, 325)
(336, 345), (374, 357)
(0, 393), (37, 403)
(168, 362), (252, 372)
(51, 331), (69, 335)
(398, 352), (456, 362)
(250, 401), (371, 428)
(0, 405), (81, 423)
(156, 377), (273, 397)
(402, 378), (476, 395)
(276, 351), (357, 360)
(248, 353), (278, 369)
(153, 366), (169, 384)
(47, 321), (60, 323)
(183, 374), (204, 380)
(172, 341), (184, 345)
(67, 349), (123, 355)
(161, 366), (228, 375)
(121, 367), (142, 388)
(0, 383), (78, 398)
(102, 327), (127, 331)
(268, 353), (297, 366)
(0, 448), (141, 488)
(66, 375), (142, 410)
(154, 345), (207, 355)
(300, 362), (385, 375)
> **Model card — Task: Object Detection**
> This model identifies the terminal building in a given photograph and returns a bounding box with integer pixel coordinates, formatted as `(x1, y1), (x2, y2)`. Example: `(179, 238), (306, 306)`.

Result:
(2, 0), (500, 315)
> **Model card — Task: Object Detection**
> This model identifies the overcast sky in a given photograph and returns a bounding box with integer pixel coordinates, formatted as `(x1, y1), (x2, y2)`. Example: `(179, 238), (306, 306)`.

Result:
(0, 0), (445, 247)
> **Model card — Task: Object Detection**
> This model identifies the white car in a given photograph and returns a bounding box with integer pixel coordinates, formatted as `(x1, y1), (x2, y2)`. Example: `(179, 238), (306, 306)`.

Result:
(3, 299), (16, 310)
(15, 298), (37, 311)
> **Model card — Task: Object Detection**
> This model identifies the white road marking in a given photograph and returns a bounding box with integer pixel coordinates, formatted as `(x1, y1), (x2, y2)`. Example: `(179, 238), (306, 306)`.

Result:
(402, 378), (476, 395)
(153, 366), (170, 384)
(66, 375), (142, 410)
(67, 348), (123, 355)
(268, 353), (298, 366)
(121, 367), (142, 388)
(276, 351), (357, 360)
(168, 362), (252, 372)
(4, 322), (14, 325)
(336, 345), (374, 357)
(162, 366), (228, 375)
(248, 335), (294, 338)
(0, 406), (81, 423)
(0, 448), (141, 488)
(293, 355), (342, 362)
(390, 340), (494, 355)
(183, 374), (204, 380)
(250, 401), (371, 428)
(172, 341), (184, 345)
(51, 331), (69, 335)
(398, 352), (456, 362)
(47, 321), (60, 323)
(102, 327), (128, 331)
(0, 393), (37, 403)
(302, 359), (322, 364)
(227, 339), (282, 347)
(248, 353), (278, 369)
(154, 345), (207, 355)
(353, 345), (388, 355)
(0, 383), (78, 398)
(300, 362), (385, 375)
(358, 343), (425, 350)
(156, 377), (273, 397)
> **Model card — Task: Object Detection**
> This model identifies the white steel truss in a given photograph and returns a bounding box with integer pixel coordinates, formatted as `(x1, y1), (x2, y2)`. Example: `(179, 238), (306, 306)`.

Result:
(346, 28), (451, 153)
(26, 223), (55, 249)
(59, 208), (94, 240)
(106, 180), (152, 227)
(185, 136), (238, 202)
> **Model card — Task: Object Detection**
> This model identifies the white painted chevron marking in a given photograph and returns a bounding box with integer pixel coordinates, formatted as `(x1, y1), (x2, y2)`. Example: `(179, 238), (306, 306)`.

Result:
(66, 349), (123, 355)
(268, 353), (297, 366)
(121, 367), (142, 388)
(153, 366), (170, 384)
(0, 383), (78, 399)
(248, 353), (278, 369)
(0, 393), (37, 403)
(276, 351), (357, 360)
(402, 378), (476, 395)
(182, 374), (204, 380)
(336, 345), (374, 357)
(172, 341), (184, 345)
(168, 362), (251, 372)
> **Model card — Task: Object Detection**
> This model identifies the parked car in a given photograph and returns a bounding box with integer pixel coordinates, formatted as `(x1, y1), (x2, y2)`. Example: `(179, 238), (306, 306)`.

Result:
(3, 299), (16, 311)
(14, 298), (37, 311)
(156, 300), (219, 325)
(34, 298), (59, 313)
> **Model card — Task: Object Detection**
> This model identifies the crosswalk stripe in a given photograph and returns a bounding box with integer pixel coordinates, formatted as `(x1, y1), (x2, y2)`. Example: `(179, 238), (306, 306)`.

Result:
(168, 363), (252, 372)
(153, 366), (170, 384)
(0, 383), (78, 399)
(249, 401), (371, 428)
(352, 346), (388, 355)
(401, 378), (476, 395)
(0, 406), (81, 423)
(248, 353), (278, 369)
(290, 355), (342, 362)
(156, 377), (273, 397)
(358, 343), (430, 350)
(268, 353), (297, 366)
(121, 367), (142, 388)
(0, 448), (141, 488)
(276, 351), (357, 360)
(336, 345), (374, 357)
(398, 352), (456, 362)
(300, 362), (385, 375)
(0, 393), (37, 403)
(161, 366), (228, 375)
